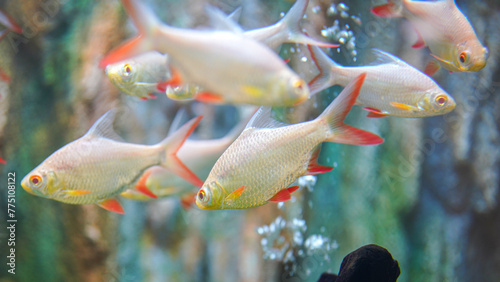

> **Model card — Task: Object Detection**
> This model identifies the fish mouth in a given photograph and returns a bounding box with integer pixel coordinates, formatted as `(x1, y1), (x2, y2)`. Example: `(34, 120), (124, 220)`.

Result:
(20, 181), (35, 195)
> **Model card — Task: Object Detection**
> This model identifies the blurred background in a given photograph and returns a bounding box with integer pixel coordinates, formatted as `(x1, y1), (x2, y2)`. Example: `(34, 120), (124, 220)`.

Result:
(0, 0), (499, 281)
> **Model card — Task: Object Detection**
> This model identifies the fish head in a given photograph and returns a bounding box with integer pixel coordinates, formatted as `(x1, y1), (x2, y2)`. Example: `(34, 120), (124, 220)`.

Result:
(21, 166), (60, 199)
(273, 71), (310, 106)
(452, 42), (488, 72)
(195, 181), (225, 210)
(420, 89), (456, 115)
(105, 61), (138, 95)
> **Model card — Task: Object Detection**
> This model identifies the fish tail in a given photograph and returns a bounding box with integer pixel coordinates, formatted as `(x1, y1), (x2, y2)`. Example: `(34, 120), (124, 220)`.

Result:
(0, 9), (23, 34)
(307, 45), (340, 96)
(278, 0), (338, 48)
(159, 116), (204, 188)
(371, 2), (403, 18)
(318, 73), (384, 145)
(99, 0), (161, 68)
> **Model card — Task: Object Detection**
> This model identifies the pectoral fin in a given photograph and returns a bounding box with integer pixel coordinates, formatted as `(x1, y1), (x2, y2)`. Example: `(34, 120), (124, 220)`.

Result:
(64, 190), (92, 196)
(97, 198), (125, 214)
(225, 186), (245, 202)
(269, 186), (299, 203)
(390, 102), (419, 112)
(242, 85), (265, 98)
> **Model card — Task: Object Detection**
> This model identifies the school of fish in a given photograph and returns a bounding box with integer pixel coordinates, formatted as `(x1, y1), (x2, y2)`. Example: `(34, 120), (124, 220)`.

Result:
(13, 0), (488, 213)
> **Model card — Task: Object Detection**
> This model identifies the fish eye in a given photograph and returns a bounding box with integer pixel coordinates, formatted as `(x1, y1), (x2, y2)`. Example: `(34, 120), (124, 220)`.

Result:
(459, 52), (468, 64)
(293, 79), (304, 90)
(30, 175), (42, 188)
(123, 64), (132, 76)
(435, 95), (447, 106)
(198, 189), (208, 203)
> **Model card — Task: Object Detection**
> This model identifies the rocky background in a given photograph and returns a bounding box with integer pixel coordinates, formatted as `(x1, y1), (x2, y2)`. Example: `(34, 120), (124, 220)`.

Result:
(0, 0), (499, 281)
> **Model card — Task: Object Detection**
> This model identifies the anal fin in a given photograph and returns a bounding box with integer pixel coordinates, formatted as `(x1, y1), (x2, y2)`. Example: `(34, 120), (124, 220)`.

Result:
(97, 198), (125, 214)
(364, 107), (388, 118)
(306, 147), (333, 175)
(269, 186), (299, 203)
(424, 60), (441, 76)
(195, 91), (225, 103)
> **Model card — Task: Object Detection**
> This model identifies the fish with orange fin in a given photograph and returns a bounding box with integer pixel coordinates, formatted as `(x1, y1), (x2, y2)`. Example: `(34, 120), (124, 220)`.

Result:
(121, 108), (252, 203)
(99, 0), (310, 106)
(371, 0), (488, 72)
(196, 74), (383, 210)
(21, 110), (204, 214)
(308, 46), (455, 118)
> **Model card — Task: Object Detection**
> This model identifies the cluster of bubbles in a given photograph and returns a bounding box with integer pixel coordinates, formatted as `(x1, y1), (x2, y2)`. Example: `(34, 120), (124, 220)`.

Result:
(256, 175), (339, 273)
(313, 2), (361, 61)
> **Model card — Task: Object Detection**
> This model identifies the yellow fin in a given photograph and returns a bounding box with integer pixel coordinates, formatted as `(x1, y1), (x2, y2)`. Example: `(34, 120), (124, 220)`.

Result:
(429, 54), (455, 69)
(242, 85), (265, 98)
(65, 190), (91, 196)
(225, 186), (245, 202)
(390, 102), (419, 112)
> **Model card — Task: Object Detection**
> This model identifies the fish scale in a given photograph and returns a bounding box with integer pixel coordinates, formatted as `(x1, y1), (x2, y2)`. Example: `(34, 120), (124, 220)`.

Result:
(21, 110), (203, 213)
(209, 124), (324, 209)
(196, 74), (384, 210)
(308, 46), (456, 118)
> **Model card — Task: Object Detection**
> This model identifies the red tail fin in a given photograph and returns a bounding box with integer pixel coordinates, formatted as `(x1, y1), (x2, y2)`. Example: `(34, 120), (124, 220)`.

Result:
(318, 73), (384, 145)
(161, 116), (204, 188)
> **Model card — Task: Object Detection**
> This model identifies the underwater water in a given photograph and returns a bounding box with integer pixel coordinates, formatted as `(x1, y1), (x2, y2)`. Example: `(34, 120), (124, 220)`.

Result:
(0, 0), (500, 281)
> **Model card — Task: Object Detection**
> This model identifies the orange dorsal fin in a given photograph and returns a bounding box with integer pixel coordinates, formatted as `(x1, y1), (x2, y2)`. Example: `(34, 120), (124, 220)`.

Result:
(225, 186), (245, 202)
(269, 186), (299, 203)
(194, 91), (225, 103)
(135, 170), (158, 199)
(306, 147), (333, 175)
(364, 107), (388, 118)
(424, 60), (441, 76)
(370, 3), (401, 18)
(148, 93), (157, 99)
(97, 198), (125, 214)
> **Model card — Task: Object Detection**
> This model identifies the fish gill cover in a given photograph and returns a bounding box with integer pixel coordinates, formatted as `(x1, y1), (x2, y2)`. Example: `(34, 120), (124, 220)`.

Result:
(0, 0), (499, 281)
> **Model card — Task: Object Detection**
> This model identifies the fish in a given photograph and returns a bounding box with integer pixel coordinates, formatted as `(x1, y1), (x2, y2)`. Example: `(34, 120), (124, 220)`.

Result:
(107, 0), (337, 102)
(105, 51), (172, 100)
(196, 74), (383, 210)
(21, 110), (204, 214)
(213, 0), (338, 50)
(99, 0), (310, 106)
(371, 0), (488, 72)
(308, 46), (456, 118)
(121, 108), (251, 203)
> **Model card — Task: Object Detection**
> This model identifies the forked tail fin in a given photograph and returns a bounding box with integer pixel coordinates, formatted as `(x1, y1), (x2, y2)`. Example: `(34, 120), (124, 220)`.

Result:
(307, 45), (341, 96)
(159, 116), (204, 188)
(99, 0), (162, 68)
(277, 0), (339, 48)
(317, 73), (384, 145)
